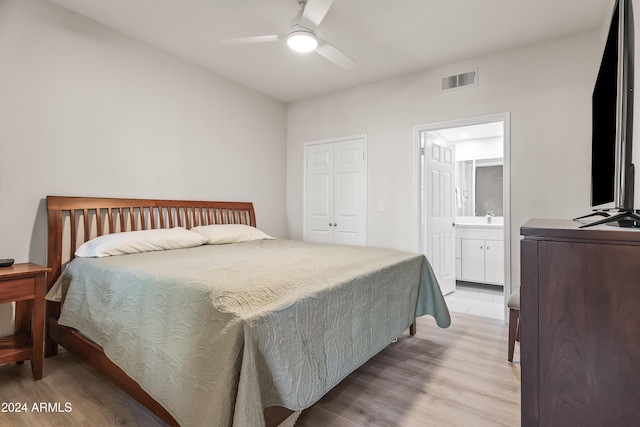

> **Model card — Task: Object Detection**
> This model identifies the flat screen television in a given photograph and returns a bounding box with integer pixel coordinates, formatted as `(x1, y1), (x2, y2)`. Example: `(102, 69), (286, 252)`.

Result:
(584, 0), (640, 227)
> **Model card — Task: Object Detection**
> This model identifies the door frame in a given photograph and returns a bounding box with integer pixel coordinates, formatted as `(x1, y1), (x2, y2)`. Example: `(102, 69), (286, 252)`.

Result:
(303, 134), (368, 243)
(413, 113), (512, 320)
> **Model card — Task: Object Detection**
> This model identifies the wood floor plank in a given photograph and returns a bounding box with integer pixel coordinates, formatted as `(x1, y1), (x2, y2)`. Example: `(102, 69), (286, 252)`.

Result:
(0, 312), (520, 426)
(296, 313), (520, 427)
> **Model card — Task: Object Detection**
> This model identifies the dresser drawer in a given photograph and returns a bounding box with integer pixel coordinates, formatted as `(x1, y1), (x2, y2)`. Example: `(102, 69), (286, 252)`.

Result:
(0, 277), (35, 303)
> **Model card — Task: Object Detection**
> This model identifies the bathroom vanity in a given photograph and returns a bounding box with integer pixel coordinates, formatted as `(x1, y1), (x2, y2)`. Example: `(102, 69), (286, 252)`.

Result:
(455, 218), (504, 285)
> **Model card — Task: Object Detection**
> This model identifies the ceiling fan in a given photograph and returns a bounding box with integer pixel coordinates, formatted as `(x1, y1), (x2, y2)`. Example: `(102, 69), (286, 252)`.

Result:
(219, 0), (355, 69)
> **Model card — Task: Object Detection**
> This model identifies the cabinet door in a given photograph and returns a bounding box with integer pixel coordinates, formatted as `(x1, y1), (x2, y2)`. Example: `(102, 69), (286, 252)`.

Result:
(484, 239), (504, 284)
(537, 240), (640, 425)
(461, 238), (485, 282)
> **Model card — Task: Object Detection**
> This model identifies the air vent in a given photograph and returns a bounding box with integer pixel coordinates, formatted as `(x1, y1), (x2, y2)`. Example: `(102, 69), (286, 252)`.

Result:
(442, 70), (477, 91)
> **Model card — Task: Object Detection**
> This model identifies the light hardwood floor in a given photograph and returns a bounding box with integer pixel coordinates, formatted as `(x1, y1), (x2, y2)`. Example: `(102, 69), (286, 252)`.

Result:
(0, 312), (520, 427)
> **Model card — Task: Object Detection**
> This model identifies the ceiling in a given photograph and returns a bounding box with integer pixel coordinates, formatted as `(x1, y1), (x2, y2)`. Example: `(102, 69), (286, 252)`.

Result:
(48, 0), (611, 103)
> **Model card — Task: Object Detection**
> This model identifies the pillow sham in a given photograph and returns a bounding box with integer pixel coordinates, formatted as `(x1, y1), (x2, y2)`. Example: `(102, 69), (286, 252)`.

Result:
(190, 224), (273, 245)
(75, 227), (207, 258)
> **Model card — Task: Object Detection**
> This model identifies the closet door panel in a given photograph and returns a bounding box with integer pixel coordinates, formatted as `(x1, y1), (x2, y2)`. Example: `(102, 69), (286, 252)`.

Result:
(305, 143), (334, 243)
(333, 138), (366, 246)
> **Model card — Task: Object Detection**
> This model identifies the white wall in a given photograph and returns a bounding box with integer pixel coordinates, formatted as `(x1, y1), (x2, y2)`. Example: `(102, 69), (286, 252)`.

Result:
(287, 30), (601, 293)
(456, 137), (503, 162)
(0, 0), (287, 335)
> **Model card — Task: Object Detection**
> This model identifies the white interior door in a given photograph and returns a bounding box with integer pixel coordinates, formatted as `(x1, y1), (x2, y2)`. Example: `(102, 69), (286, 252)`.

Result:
(333, 139), (367, 246)
(305, 143), (334, 243)
(304, 136), (367, 246)
(423, 132), (456, 295)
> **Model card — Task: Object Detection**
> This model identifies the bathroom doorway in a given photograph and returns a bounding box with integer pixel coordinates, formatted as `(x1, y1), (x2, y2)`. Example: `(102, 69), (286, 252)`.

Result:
(414, 113), (511, 321)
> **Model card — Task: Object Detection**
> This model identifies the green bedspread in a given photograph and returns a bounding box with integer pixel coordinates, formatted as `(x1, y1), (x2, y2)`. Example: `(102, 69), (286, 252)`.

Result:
(50, 239), (450, 426)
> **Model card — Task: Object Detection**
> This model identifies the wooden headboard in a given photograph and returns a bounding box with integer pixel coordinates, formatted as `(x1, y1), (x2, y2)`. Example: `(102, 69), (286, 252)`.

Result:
(46, 196), (256, 289)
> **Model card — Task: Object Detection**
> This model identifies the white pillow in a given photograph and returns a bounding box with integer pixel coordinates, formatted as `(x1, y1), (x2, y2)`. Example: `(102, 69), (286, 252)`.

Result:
(75, 227), (207, 258)
(190, 224), (273, 245)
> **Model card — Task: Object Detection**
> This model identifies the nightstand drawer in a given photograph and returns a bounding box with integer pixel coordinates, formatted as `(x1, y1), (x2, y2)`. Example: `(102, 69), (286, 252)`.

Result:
(0, 277), (35, 304)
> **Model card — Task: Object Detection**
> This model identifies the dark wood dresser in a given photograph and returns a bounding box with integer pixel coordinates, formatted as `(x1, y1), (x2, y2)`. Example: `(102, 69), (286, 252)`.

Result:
(520, 219), (640, 426)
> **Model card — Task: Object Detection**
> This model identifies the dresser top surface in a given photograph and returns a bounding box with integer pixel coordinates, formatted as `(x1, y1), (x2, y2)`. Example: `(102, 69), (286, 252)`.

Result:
(521, 218), (640, 243)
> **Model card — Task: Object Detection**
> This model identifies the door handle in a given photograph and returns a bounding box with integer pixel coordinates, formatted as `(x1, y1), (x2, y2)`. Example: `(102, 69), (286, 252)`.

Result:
(333, 223), (337, 226)
(329, 223), (333, 227)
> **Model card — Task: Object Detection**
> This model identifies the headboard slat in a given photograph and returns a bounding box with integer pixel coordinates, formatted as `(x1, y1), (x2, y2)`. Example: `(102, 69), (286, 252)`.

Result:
(69, 210), (77, 263)
(149, 207), (156, 229)
(159, 207), (165, 229)
(83, 209), (90, 242)
(140, 207), (146, 230)
(96, 208), (103, 237)
(129, 208), (135, 232)
(119, 208), (125, 232)
(107, 208), (114, 233)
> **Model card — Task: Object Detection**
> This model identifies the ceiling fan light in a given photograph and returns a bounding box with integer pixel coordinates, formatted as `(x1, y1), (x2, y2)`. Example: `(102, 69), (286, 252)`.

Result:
(287, 31), (318, 52)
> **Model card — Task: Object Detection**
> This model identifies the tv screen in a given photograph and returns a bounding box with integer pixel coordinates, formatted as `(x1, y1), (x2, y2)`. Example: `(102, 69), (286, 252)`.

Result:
(582, 0), (640, 228)
(591, 1), (620, 207)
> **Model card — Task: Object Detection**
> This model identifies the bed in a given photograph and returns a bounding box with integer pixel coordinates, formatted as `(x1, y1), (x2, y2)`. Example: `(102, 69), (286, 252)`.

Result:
(44, 196), (450, 427)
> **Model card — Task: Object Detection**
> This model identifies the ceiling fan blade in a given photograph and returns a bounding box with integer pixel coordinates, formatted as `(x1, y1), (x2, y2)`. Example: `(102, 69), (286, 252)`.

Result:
(219, 35), (282, 45)
(316, 39), (355, 69)
(302, 0), (334, 26)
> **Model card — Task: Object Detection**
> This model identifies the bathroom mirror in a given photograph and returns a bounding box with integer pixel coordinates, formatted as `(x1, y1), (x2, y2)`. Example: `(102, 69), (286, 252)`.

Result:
(456, 158), (503, 217)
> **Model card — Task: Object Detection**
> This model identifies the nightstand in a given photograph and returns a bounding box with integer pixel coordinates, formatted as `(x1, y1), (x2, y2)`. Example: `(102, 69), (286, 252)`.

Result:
(0, 263), (51, 380)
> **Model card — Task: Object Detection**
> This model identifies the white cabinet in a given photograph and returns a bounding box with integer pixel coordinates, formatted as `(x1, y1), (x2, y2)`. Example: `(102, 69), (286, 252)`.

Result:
(461, 239), (486, 282)
(455, 226), (504, 285)
(304, 138), (367, 246)
(484, 239), (504, 283)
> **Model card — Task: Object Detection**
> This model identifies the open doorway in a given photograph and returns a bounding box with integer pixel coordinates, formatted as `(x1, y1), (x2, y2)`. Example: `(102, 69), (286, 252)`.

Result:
(414, 113), (511, 321)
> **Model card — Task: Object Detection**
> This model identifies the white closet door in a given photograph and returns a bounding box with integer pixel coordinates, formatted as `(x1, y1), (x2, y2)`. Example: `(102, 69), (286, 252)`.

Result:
(333, 138), (366, 246)
(304, 137), (367, 246)
(305, 143), (334, 243)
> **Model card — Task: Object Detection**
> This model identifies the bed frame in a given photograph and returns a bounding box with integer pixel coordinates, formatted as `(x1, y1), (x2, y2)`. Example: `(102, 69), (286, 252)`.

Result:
(45, 196), (296, 427)
(45, 195), (415, 426)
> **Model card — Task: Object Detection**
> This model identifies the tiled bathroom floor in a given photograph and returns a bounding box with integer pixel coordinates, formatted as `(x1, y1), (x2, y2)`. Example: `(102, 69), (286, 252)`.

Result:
(444, 281), (505, 321)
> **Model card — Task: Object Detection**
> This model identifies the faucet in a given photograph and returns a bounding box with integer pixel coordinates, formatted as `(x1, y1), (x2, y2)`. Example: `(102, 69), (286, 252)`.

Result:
(486, 211), (494, 224)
